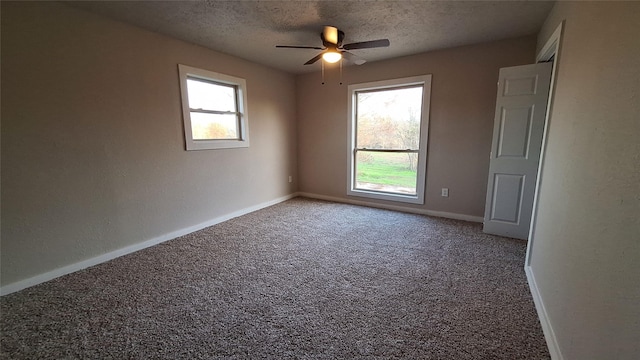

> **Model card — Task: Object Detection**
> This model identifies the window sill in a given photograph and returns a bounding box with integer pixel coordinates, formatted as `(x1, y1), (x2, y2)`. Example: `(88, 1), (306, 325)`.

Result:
(186, 139), (249, 151)
(347, 188), (424, 205)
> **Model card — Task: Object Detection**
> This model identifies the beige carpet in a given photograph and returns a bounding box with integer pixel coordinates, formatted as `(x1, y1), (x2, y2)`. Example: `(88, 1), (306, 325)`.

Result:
(1, 197), (549, 359)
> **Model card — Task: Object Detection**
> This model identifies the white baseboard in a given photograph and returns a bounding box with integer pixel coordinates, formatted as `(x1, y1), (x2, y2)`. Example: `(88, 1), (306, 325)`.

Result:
(297, 192), (484, 223)
(525, 265), (564, 360)
(0, 193), (297, 296)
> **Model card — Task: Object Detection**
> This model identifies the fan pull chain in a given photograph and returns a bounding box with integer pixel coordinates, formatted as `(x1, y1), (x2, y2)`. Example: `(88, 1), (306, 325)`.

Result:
(321, 61), (325, 85)
(339, 59), (343, 85)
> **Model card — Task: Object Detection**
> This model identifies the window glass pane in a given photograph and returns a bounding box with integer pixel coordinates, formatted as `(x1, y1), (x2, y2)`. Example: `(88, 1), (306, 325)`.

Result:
(355, 150), (417, 195)
(356, 86), (422, 150)
(186, 78), (236, 112)
(190, 112), (239, 140)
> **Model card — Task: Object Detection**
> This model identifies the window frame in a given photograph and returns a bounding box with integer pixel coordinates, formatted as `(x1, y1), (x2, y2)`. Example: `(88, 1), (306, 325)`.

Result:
(347, 75), (432, 204)
(178, 64), (249, 150)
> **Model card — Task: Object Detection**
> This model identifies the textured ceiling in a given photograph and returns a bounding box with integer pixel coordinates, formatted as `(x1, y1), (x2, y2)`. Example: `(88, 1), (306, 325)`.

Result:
(65, 1), (555, 74)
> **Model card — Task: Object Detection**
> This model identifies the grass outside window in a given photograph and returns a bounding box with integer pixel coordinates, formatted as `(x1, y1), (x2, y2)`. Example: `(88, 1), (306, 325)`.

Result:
(355, 151), (417, 194)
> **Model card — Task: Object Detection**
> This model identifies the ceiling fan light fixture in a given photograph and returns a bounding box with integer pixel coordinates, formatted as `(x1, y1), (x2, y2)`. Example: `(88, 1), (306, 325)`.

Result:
(322, 50), (342, 63)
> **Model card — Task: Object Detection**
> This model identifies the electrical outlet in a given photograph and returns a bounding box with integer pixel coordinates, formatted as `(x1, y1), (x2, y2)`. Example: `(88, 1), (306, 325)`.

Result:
(441, 188), (449, 197)
(288, 175), (292, 183)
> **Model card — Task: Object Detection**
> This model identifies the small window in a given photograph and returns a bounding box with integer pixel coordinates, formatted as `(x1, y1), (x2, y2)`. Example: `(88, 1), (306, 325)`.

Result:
(178, 64), (249, 150)
(347, 75), (431, 204)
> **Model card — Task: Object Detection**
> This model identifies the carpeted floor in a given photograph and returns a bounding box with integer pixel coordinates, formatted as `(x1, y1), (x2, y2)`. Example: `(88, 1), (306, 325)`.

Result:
(1, 197), (550, 359)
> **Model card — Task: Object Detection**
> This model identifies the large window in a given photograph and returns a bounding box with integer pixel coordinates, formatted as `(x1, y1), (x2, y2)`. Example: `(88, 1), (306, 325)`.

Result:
(178, 64), (249, 150)
(347, 75), (431, 204)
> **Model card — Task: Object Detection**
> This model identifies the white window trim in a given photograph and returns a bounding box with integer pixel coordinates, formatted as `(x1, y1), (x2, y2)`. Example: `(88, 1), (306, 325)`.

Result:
(347, 75), (432, 204)
(178, 64), (250, 150)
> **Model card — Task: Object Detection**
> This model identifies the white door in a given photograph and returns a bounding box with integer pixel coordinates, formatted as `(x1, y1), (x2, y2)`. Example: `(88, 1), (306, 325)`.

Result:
(483, 62), (553, 240)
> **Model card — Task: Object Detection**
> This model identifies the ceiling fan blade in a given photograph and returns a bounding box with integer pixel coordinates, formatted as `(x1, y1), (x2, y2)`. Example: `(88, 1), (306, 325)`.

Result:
(276, 45), (324, 50)
(342, 39), (390, 50)
(304, 53), (323, 65)
(341, 51), (366, 65)
(323, 26), (339, 45)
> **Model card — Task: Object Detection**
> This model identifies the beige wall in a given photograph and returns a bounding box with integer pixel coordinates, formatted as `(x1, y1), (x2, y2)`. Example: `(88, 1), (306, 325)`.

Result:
(0, 2), (297, 286)
(296, 37), (536, 217)
(530, 2), (640, 359)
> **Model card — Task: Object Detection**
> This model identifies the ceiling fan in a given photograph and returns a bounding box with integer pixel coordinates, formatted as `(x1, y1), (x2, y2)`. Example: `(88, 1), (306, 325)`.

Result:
(276, 26), (390, 66)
